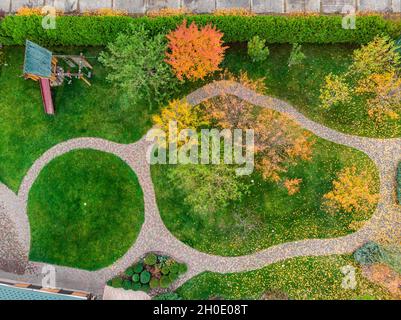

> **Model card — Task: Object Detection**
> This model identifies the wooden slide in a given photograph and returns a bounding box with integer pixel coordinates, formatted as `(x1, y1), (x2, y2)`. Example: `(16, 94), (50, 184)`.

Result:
(39, 78), (55, 115)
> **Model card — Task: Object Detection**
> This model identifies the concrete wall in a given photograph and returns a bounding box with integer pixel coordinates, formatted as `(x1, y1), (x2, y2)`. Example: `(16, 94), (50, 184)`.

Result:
(0, 0), (399, 14)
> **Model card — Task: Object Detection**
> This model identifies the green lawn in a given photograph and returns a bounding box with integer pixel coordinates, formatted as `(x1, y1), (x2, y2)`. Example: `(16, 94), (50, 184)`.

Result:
(177, 255), (393, 300)
(28, 150), (144, 270)
(0, 46), (153, 192)
(224, 43), (401, 138)
(152, 134), (379, 257)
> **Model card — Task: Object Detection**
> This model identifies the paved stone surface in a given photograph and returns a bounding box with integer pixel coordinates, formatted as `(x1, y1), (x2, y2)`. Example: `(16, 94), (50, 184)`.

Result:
(0, 80), (400, 297)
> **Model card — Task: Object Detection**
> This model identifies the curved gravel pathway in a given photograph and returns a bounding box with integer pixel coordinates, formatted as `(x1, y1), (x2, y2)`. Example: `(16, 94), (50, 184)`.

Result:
(0, 80), (400, 296)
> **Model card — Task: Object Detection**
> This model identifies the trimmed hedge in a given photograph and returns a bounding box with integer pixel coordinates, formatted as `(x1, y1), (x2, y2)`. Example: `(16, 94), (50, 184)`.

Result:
(0, 15), (400, 46)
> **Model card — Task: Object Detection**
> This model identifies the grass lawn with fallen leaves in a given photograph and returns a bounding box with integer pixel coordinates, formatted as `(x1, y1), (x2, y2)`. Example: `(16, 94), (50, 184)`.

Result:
(177, 255), (394, 300)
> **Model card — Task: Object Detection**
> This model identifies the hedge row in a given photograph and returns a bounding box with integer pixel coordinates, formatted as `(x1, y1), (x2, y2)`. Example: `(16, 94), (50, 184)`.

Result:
(0, 15), (400, 46)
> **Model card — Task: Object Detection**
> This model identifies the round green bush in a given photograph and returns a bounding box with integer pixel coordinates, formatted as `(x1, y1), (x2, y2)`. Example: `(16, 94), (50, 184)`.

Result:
(169, 272), (178, 282)
(140, 270), (151, 284)
(133, 263), (143, 273)
(132, 273), (140, 283)
(161, 267), (170, 275)
(354, 242), (385, 265)
(141, 284), (150, 293)
(144, 253), (157, 266)
(125, 267), (134, 277)
(122, 280), (132, 290)
(178, 263), (188, 274)
(160, 276), (172, 289)
(111, 277), (123, 288)
(169, 263), (179, 274)
(132, 282), (142, 291)
(149, 278), (160, 289)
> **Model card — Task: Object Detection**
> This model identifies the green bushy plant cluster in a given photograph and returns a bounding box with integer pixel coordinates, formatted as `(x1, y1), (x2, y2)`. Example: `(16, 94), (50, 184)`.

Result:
(0, 15), (398, 46)
(288, 43), (306, 67)
(247, 35), (269, 62)
(353, 242), (385, 265)
(107, 253), (188, 293)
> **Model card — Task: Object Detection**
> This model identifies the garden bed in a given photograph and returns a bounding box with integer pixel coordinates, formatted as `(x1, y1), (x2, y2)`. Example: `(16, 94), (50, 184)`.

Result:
(107, 253), (188, 295)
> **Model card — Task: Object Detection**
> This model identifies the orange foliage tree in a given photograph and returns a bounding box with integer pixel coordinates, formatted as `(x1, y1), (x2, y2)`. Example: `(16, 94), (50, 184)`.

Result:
(203, 72), (314, 183)
(165, 20), (228, 81)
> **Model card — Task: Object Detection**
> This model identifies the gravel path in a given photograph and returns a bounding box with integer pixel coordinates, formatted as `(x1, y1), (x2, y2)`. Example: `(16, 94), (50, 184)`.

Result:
(0, 80), (400, 297)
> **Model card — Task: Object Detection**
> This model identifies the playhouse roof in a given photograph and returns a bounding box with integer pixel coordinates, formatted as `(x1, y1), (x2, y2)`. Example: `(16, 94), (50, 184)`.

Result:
(23, 40), (53, 78)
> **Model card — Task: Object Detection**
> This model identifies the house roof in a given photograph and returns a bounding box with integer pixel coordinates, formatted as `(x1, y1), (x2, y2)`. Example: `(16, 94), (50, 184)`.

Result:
(23, 40), (53, 78)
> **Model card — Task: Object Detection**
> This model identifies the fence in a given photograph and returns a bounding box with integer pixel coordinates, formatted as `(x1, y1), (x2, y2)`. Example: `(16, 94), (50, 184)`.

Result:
(0, 0), (400, 14)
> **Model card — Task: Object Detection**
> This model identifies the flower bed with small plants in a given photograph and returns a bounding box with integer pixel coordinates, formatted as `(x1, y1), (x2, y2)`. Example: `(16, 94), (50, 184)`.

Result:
(107, 253), (188, 294)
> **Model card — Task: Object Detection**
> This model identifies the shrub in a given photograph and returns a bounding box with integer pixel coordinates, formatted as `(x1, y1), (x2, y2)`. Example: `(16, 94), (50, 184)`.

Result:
(142, 284), (150, 292)
(147, 8), (190, 17)
(153, 292), (182, 300)
(213, 8), (255, 17)
(169, 272), (179, 282)
(133, 263), (143, 273)
(178, 263), (188, 274)
(15, 7), (43, 16)
(354, 242), (385, 265)
(125, 267), (134, 277)
(165, 20), (228, 81)
(140, 270), (151, 284)
(288, 43), (306, 67)
(160, 276), (172, 289)
(149, 278), (160, 289)
(381, 244), (401, 274)
(161, 266), (170, 275)
(122, 280), (132, 290)
(320, 74), (352, 109)
(132, 273), (140, 283)
(144, 253), (157, 266)
(110, 277), (123, 288)
(169, 263), (180, 275)
(132, 282), (142, 291)
(83, 8), (128, 16)
(247, 35), (269, 62)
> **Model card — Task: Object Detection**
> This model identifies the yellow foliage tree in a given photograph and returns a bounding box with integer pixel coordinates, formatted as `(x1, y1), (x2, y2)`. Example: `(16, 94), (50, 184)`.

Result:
(356, 71), (401, 121)
(320, 74), (352, 109)
(323, 166), (379, 217)
(152, 99), (207, 146)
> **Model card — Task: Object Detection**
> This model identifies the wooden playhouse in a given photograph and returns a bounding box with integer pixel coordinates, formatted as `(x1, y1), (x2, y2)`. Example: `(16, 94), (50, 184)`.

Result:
(23, 40), (92, 115)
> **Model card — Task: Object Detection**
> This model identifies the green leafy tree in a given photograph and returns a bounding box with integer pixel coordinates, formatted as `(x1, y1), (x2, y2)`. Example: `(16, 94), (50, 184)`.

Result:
(99, 26), (177, 109)
(247, 36), (269, 62)
(168, 163), (248, 216)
